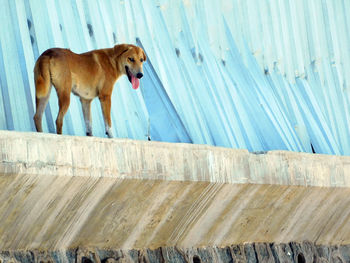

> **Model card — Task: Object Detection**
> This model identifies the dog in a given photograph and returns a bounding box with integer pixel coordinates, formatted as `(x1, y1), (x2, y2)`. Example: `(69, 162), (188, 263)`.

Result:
(33, 44), (146, 138)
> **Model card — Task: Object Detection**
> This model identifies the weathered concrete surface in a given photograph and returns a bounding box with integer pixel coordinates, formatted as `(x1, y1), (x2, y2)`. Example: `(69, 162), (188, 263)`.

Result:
(1, 174), (350, 251)
(0, 131), (350, 262)
(1, 131), (350, 187)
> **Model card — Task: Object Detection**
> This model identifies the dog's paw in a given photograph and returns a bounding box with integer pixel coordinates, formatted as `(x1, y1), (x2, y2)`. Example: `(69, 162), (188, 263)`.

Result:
(106, 129), (114, 138)
(106, 134), (114, 138)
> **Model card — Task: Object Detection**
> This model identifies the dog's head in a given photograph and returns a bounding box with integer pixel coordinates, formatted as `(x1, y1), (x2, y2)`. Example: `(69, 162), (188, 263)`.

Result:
(114, 44), (146, 90)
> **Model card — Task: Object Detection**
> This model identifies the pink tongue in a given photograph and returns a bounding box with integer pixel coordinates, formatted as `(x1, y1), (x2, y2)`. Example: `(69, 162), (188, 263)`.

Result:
(131, 75), (140, 90)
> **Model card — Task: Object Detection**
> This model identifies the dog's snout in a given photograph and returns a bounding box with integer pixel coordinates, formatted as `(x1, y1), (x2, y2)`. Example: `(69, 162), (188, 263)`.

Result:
(136, 72), (143, 79)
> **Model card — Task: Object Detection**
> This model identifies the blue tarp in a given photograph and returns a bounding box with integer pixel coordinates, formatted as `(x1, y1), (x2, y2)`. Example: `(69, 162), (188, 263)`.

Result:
(0, 0), (350, 155)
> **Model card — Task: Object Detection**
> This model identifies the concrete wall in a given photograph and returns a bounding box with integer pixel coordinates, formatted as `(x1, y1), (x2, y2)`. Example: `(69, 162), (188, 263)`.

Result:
(2, 131), (350, 186)
(0, 131), (350, 262)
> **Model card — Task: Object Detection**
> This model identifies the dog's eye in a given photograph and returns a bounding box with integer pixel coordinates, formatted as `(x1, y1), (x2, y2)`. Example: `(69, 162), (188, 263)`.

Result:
(140, 58), (144, 62)
(128, 57), (135, 62)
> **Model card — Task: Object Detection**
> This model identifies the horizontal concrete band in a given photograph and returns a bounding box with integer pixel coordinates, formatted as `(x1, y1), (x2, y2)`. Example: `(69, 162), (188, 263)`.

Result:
(0, 131), (350, 253)
(1, 131), (350, 187)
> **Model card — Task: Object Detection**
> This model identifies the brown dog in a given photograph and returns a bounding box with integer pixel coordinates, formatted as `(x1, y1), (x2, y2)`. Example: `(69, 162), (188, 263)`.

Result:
(33, 44), (146, 137)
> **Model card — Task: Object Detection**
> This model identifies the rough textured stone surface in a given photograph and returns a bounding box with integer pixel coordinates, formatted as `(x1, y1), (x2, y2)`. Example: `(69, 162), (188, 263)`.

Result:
(0, 243), (349, 262)
(0, 131), (350, 262)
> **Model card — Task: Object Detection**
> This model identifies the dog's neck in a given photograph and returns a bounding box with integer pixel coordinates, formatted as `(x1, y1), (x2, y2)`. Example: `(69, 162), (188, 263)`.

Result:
(103, 48), (125, 81)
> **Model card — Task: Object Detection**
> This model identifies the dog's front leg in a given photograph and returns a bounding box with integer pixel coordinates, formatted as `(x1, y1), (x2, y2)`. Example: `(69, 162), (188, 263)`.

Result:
(99, 94), (114, 138)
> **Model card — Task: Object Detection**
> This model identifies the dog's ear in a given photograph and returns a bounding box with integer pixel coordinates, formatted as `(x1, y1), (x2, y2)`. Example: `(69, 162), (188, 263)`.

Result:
(141, 49), (147, 62)
(114, 44), (130, 57)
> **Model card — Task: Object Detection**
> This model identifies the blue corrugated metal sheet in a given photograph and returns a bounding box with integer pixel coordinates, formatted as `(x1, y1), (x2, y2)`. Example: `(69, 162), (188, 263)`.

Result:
(1, 0), (350, 155)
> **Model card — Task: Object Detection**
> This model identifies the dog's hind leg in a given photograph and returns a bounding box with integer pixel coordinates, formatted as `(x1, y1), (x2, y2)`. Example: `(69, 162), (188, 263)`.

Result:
(33, 87), (52, 132)
(55, 87), (71, 135)
(80, 98), (92, 136)
(33, 55), (52, 132)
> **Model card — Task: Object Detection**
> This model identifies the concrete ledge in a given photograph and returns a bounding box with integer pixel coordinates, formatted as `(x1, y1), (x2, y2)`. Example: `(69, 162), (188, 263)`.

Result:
(1, 131), (350, 187)
(0, 131), (350, 262)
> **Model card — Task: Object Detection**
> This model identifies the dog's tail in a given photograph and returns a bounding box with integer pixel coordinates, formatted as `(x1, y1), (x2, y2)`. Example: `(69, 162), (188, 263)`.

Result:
(34, 55), (51, 98)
